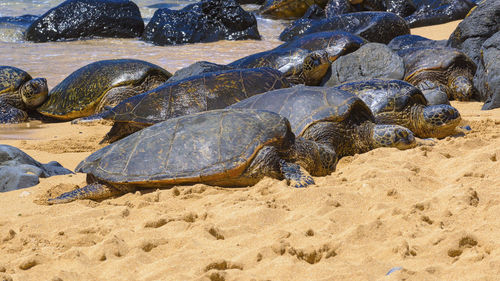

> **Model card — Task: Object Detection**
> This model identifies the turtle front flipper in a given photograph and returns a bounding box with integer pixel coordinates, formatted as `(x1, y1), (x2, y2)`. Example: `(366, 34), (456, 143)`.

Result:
(279, 160), (315, 188)
(47, 183), (122, 204)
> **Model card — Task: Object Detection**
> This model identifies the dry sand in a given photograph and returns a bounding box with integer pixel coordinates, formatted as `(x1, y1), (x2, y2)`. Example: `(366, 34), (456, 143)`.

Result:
(0, 21), (499, 281)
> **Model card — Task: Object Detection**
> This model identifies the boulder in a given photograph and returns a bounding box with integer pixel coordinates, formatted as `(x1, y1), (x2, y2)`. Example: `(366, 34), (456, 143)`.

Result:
(25, 0), (144, 42)
(322, 43), (405, 86)
(0, 145), (72, 192)
(142, 0), (260, 46)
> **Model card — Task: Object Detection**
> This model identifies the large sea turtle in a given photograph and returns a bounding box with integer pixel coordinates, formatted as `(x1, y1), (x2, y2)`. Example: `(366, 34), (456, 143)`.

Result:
(398, 47), (477, 104)
(228, 48), (330, 86)
(48, 109), (338, 204)
(259, 0), (329, 19)
(37, 59), (172, 121)
(0, 66), (48, 123)
(79, 67), (291, 143)
(229, 85), (416, 158)
(337, 79), (462, 138)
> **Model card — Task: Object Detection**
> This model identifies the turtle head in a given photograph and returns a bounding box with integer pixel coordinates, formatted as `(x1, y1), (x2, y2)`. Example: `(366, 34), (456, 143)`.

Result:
(20, 78), (48, 109)
(300, 51), (330, 86)
(449, 75), (473, 101)
(416, 104), (461, 138)
(371, 124), (416, 150)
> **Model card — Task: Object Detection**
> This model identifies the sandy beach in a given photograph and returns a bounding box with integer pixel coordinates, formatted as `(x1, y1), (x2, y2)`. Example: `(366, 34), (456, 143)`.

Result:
(0, 20), (499, 281)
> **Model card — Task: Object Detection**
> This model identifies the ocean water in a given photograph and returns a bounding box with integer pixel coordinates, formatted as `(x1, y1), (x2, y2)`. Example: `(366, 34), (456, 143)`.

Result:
(0, 0), (285, 88)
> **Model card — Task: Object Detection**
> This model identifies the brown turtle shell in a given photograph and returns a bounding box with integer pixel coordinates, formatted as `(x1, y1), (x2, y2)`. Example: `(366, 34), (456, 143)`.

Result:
(76, 109), (293, 186)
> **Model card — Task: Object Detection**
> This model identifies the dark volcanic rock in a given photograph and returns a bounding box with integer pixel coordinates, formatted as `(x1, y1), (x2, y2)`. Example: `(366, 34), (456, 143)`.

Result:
(323, 43), (405, 86)
(0, 145), (72, 192)
(279, 12), (409, 44)
(447, 0), (500, 65)
(25, 0), (144, 42)
(474, 31), (500, 110)
(142, 0), (260, 46)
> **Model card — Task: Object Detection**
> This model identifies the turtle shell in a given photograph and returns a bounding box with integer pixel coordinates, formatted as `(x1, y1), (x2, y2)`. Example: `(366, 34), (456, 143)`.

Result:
(398, 47), (476, 81)
(76, 109), (293, 186)
(0, 66), (31, 95)
(337, 79), (428, 114)
(37, 59), (172, 120)
(228, 48), (311, 74)
(277, 31), (366, 61)
(102, 67), (290, 125)
(229, 84), (375, 136)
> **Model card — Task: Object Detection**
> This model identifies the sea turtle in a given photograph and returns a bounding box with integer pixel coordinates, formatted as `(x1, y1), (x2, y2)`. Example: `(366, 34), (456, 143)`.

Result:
(276, 31), (366, 62)
(48, 109), (338, 204)
(0, 66), (48, 123)
(405, 0), (476, 28)
(397, 46), (477, 103)
(259, 0), (329, 19)
(337, 79), (462, 138)
(388, 34), (446, 52)
(228, 48), (330, 86)
(229, 85), (416, 158)
(37, 59), (172, 121)
(279, 12), (410, 44)
(78, 67), (291, 143)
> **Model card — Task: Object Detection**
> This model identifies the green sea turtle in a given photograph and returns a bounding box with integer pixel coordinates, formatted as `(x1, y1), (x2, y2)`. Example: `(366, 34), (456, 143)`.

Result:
(48, 109), (338, 204)
(228, 48), (330, 86)
(0, 66), (48, 123)
(78, 67), (291, 143)
(337, 79), (462, 139)
(229, 85), (416, 158)
(397, 47), (477, 103)
(259, 0), (329, 19)
(37, 59), (172, 121)
(276, 31), (366, 62)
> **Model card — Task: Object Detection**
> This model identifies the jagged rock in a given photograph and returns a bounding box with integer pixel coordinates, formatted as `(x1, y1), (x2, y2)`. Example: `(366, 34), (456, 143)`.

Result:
(142, 0), (260, 46)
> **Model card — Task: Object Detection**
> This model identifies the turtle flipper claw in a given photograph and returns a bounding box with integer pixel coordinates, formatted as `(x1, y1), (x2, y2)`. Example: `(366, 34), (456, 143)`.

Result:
(279, 160), (315, 188)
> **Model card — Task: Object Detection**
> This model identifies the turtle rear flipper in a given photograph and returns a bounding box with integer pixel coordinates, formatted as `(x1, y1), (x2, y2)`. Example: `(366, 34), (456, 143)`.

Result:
(47, 183), (122, 204)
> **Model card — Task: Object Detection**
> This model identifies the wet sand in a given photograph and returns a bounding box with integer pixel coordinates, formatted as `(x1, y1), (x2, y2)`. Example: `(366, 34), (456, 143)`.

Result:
(1, 21), (500, 281)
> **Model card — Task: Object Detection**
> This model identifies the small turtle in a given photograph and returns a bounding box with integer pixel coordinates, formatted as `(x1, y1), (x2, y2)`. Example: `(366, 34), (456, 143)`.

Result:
(228, 48), (330, 86)
(0, 66), (48, 123)
(229, 85), (416, 158)
(259, 0), (329, 19)
(80, 67), (291, 143)
(48, 109), (338, 204)
(337, 79), (462, 139)
(37, 59), (172, 121)
(276, 31), (366, 62)
(398, 46), (477, 103)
